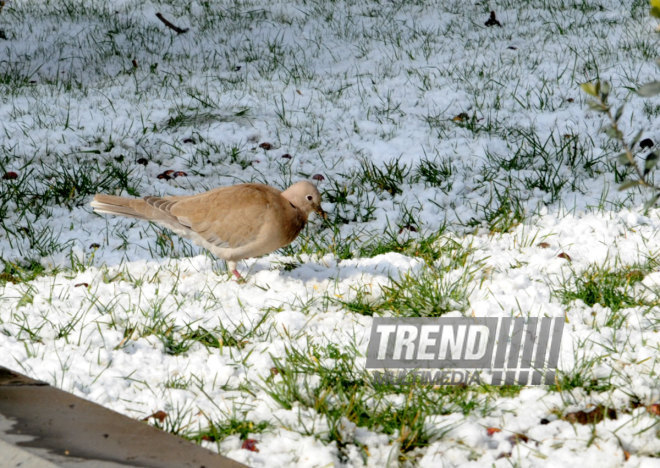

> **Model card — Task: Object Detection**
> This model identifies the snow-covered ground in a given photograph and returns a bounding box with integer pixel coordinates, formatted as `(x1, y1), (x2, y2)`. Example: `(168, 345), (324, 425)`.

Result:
(0, 0), (659, 466)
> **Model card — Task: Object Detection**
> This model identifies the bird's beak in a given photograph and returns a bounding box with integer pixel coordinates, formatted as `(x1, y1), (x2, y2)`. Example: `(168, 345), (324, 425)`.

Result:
(316, 205), (327, 219)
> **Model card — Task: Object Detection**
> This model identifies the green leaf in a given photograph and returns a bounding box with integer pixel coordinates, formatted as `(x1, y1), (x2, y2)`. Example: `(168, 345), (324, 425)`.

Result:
(587, 100), (608, 112)
(618, 180), (640, 191)
(580, 82), (598, 97)
(604, 125), (622, 139)
(644, 151), (659, 175)
(631, 130), (644, 148)
(643, 193), (660, 212)
(617, 152), (633, 166)
(637, 81), (660, 97)
(652, 0), (660, 17)
(600, 82), (610, 97)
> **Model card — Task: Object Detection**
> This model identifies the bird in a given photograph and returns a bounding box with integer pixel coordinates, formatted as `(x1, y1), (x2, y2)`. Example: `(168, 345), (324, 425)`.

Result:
(90, 181), (325, 279)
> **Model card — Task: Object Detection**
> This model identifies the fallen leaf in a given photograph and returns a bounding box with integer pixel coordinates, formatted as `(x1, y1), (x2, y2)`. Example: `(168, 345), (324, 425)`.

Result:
(558, 252), (571, 261)
(143, 410), (168, 423)
(242, 439), (259, 452)
(508, 433), (529, 444)
(157, 170), (178, 180)
(537, 242), (551, 249)
(564, 405), (616, 425)
(2, 171), (18, 180)
(398, 224), (418, 233)
(486, 427), (501, 436)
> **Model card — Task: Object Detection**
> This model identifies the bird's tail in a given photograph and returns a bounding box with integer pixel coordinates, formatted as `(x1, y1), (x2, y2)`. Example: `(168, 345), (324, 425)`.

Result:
(90, 194), (148, 220)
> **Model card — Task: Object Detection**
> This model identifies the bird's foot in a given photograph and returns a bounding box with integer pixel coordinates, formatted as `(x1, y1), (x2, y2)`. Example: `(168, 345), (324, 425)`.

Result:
(232, 268), (245, 283)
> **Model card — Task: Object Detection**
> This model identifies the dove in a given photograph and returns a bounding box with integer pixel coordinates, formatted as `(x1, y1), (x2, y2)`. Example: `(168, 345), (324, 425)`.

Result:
(90, 181), (325, 279)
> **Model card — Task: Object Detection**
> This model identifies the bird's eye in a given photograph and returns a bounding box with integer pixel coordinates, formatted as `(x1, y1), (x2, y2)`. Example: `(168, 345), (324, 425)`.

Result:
(306, 195), (313, 201)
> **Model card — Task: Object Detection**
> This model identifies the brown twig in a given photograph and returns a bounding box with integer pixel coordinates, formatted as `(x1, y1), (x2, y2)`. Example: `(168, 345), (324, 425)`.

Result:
(155, 12), (189, 35)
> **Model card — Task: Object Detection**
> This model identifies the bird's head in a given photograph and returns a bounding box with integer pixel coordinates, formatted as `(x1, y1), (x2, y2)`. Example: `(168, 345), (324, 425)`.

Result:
(282, 181), (326, 220)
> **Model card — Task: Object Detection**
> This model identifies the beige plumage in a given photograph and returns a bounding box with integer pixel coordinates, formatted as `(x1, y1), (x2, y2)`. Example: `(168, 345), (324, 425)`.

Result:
(90, 181), (325, 279)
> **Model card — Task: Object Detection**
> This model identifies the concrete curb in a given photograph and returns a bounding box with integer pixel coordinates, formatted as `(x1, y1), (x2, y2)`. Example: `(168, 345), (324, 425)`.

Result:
(0, 438), (58, 468)
(0, 367), (247, 468)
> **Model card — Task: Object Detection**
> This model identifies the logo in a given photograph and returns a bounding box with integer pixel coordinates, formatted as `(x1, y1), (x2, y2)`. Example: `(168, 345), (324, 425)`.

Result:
(366, 317), (564, 386)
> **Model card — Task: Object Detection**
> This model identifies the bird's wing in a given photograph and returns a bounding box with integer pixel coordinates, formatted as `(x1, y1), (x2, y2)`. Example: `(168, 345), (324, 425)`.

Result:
(145, 184), (280, 249)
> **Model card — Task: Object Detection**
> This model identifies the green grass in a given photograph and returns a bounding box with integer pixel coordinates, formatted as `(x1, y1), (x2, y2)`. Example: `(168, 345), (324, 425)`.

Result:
(358, 158), (411, 197)
(556, 259), (659, 313)
(415, 154), (454, 192)
(330, 233), (477, 316)
(264, 341), (497, 462)
(552, 345), (613, 395)
(378, 266), (475, 317)
(190, 417), (271, 443)
(0, 259), (49, 285)
(162, 325), (251, 356)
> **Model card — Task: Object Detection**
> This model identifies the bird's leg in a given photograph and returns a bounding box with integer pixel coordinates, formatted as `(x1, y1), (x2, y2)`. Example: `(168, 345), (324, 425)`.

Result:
(227, 260), (244, 281)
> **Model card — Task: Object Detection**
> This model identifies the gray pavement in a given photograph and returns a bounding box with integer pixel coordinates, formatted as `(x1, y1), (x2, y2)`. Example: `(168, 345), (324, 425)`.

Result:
(0, 367), (246, 468)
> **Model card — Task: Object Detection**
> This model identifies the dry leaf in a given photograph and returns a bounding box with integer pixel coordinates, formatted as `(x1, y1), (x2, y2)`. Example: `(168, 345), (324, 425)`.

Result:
(508, 433), (529, 444)
(242, 439), (259, 452)
(143, 410), (168, 423)
(486, 427), (501, 436)
(564, 405), (616, 425)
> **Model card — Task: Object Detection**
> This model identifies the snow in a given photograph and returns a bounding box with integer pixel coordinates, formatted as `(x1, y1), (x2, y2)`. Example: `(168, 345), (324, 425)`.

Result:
(0, 0), (659, 466)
